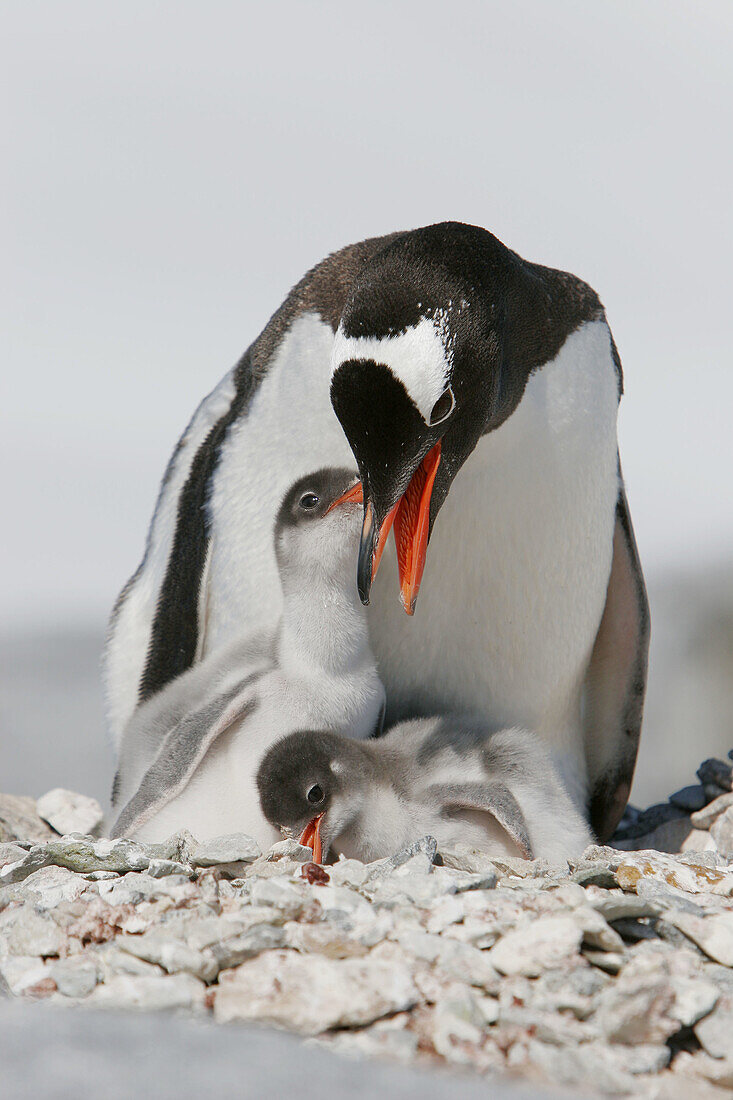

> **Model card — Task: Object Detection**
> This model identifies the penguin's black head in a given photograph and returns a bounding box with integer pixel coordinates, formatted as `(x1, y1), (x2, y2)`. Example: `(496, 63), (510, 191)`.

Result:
(257, 729), (367, 859)
(329, 224), (502, 613)
(273, 467), (364, 576)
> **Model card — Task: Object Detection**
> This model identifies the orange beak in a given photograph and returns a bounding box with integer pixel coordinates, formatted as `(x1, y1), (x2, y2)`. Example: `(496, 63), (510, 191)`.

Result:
(298, 813), (324, 864)
(325, 480), (364, 514)
(373, 440), (442, 615)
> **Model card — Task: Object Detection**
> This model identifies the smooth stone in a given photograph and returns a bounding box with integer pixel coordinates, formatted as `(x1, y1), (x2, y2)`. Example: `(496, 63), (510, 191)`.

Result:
(147, 859), (193, 879)
(697, 759), (733, 792)
(526, 1039), (637, 1096)
(438, 843), (505, 877)
(692, 792), (733, 830)
(367, 837), (437, 881)
(211, 925), (285, 970)
(88, 972), (206, 1012)
(0, 795), (55, 844)
(14, 865), (88, 909)
(613, 817), (694, 854)
(711, 807), (733, 854)
(669, 975), (719, 1026)
(190, 834), (260, 868)
(50, 956), (99, 998)
(248, 878), (304, 919)
(0, 842), (27, 869)
(670, 785), (709, 812)
(118, 931), (219, 983)
(681, 830), (717, 853)
(42, 836), (151, 875)
(0, 955), (52, 996)
(595, 955), (678, 1045)
(487, 916), (582, 977)
(214, 949), (418, 1035)
(262, 839), (312, 863)
(674, 1051), (733, 1089)
(585, 889), (658, 922)
(666, 911), (733, 966)
(431, 994), (484, 1062)
(322, 1014), (418, 1065)
(36, 789), (104, 838)
(0, 907), (66, 957)
(695, 995), (733, 1058)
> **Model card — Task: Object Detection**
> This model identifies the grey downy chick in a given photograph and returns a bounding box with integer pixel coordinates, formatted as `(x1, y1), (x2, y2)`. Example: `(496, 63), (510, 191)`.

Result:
(109, 469), (385, 846)
(257, 716), (593, 863)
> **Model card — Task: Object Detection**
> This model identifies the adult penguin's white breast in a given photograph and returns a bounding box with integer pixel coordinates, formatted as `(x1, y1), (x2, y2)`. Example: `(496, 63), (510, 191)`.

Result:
(366, 319), (620, 801)
(201, 312), (353, 655)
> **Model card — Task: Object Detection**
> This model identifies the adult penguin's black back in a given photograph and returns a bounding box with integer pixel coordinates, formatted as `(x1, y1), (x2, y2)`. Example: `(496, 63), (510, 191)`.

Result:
(104, 223), (649, 841)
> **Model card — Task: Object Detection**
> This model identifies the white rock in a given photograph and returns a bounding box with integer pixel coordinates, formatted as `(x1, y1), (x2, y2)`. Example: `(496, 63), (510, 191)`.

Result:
(0, 954), (52, 995)
(595, 954), (678, 1045)
(322, 1013), (418, 1065)
(248, 877), (304, 919)
(691, 792), (733, 830)
(526, 1039), (637, 1096)
(50, 956), (99, 998)
(36, 789), (103, 838)
(88, 972), (206, 1012)
(0, 906), (66, 957)
(487, 916), (582, 977)
(328, 857), (370, 889)
(210, 924), (286, 969)
(711, 808), (733, 854)
(695, 994), (733, 1059)
(0, 843), (27, 869)
(147, 858), (192, 878)
(666, 911), (733, 967)
(214, 948), (418, 1034)
(431, 994), (484, 1063)
(18, 865), (88, 909)
(190, 833), (260, 868)
(669, 975), (720, 1026)
(118, 931), (218, 982)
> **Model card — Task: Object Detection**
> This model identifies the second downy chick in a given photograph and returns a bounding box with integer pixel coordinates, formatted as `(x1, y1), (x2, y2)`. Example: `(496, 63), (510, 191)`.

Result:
(257, 716), (593, 863)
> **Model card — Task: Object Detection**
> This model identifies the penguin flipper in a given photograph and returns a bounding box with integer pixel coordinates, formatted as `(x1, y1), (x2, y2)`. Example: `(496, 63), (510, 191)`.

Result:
(427, 781), (533, 859)
(110, 677), (257, 839)
(584, 482), (650, 842)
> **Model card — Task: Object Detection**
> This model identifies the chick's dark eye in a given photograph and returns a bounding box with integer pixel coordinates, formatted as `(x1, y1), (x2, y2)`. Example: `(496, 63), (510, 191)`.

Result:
(428, 385), (455, 426)
(307, 784), (324, 804)
(299, 493), (319, 510)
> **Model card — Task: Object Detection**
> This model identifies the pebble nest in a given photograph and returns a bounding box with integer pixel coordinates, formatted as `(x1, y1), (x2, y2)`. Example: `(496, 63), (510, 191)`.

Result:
(2, 755), (733, 1099)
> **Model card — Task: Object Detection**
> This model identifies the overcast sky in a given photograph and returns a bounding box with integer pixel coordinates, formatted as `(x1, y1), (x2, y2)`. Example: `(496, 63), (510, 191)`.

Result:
(2, 1), (732, 630)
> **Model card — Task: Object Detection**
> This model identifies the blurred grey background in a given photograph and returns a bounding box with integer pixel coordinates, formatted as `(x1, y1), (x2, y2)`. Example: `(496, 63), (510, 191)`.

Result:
(1, 1), (731, 809)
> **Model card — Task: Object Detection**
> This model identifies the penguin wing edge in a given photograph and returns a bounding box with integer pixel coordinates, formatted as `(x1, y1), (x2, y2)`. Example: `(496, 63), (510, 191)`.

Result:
(110, 678), (258, 840)
(584, 482), (650, 842)
(427, 781), (533, 859)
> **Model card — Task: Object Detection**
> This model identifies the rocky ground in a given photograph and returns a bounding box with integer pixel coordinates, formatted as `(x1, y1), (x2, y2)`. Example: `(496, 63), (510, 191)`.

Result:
(2, 758), (733, 1099)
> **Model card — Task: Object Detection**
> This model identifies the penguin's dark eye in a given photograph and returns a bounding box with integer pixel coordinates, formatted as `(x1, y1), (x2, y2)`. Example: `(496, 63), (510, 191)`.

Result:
(299, 493), (320, 510)
(428, 385), (455, 426)
(307, 784), (324, 804)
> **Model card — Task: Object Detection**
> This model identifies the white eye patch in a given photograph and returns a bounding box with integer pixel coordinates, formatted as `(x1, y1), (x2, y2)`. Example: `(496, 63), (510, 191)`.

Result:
(332, 314), (454, 424)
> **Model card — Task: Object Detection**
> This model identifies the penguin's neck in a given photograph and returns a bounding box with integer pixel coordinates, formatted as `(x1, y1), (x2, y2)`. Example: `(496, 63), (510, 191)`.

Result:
(277, 566), (373, 678)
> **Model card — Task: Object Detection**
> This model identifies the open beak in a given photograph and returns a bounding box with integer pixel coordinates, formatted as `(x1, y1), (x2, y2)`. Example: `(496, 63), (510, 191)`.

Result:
(357, 441), (442, 615)
(299, 813), (324, 864)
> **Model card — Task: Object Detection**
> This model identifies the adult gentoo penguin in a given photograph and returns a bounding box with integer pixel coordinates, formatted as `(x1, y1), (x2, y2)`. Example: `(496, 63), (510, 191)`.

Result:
(104, 222), (649, 841)
(109, 468), (384, 845)
(257, 720), (593, 864)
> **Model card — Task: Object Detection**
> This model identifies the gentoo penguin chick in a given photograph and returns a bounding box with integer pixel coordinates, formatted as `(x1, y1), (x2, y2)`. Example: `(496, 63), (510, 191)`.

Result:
(109, 469), (384, 846)
(257, 717), (593, 864)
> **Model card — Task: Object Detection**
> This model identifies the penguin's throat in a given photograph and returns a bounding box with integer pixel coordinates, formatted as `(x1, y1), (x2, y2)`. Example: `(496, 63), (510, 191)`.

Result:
(278, 575), (372, 675)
